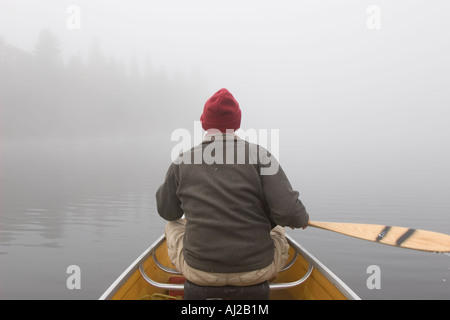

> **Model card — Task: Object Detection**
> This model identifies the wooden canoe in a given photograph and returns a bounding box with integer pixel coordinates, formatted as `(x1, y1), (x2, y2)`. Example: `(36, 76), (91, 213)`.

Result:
(99, 234), (360, 300)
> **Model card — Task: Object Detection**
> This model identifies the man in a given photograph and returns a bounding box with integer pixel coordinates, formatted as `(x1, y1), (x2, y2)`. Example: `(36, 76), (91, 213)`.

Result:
(156, 88), (309, 287)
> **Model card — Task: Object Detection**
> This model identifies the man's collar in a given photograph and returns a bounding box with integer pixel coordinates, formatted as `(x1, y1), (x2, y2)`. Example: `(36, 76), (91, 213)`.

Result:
(203, 131), (240, 142)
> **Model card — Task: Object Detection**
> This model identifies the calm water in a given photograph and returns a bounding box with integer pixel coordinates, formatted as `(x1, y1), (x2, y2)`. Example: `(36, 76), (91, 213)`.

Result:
(0, 138), (449, 300)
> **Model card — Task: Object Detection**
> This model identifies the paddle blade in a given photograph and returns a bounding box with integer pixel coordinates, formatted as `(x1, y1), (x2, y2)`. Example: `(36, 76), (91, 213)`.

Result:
(308, 221), (450, 253)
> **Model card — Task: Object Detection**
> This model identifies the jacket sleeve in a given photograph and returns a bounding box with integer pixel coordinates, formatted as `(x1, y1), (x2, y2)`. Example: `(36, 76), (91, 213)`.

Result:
(259, 152), (309, 229)
(156, 163), (184, 221)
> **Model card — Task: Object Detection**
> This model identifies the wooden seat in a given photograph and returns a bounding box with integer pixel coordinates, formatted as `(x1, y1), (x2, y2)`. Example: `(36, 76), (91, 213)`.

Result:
(184, 279), (270, 300)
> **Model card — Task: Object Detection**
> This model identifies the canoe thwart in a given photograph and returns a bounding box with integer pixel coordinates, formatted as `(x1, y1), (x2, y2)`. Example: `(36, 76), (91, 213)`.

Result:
(152, 251), (181, 275)
(138, 259), (314, 292)
(269, 262), (314, 290)
(280, 246), (299, 272)
(139, 263), (184, 291)
(151, 242), (300, 276)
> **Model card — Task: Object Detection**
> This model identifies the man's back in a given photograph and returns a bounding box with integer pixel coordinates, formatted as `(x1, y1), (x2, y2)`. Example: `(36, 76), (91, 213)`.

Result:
(156, 133), (308, 273)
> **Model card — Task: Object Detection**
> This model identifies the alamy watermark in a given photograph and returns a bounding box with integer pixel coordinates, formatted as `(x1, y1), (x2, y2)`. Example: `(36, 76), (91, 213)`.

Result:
(366, 265), (381, 290)
(170, 121), (280, 175)
(66, 265), (81, 290)
(67, 5), (81, 30)
(367, 5), (381, 30)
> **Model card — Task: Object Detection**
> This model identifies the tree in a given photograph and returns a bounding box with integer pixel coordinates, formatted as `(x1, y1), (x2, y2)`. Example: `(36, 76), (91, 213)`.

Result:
(33, 29), (62, 72)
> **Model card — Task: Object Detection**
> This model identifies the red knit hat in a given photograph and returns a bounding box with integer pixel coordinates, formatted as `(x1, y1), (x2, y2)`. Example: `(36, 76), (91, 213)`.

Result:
(200, 88), (241, 132)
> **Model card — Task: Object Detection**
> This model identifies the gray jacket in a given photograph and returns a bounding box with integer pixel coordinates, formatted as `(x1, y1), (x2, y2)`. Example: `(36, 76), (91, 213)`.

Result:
(156, 133), (309, 273)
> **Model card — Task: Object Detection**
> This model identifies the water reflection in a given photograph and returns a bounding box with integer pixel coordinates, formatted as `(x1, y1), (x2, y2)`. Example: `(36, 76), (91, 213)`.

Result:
(0, 139), (168, 298)
(0, 138), (166, 246)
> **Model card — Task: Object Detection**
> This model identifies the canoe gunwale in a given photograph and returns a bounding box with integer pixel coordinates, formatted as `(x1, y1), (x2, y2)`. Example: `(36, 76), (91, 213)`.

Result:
(99, 234), (361, 300)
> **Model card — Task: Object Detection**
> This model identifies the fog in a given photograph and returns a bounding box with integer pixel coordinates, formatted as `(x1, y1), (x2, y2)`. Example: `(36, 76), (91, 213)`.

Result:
(1, 0), (450, 171)
(0, 1), (448, 141)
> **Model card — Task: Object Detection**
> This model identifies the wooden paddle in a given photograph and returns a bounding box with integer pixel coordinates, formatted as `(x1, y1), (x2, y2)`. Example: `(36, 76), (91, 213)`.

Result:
(307, 221), (450, 253)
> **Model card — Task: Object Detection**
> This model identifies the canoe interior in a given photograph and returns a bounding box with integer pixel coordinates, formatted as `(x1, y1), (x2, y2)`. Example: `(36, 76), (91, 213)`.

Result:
(108, 237), (352, 300)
